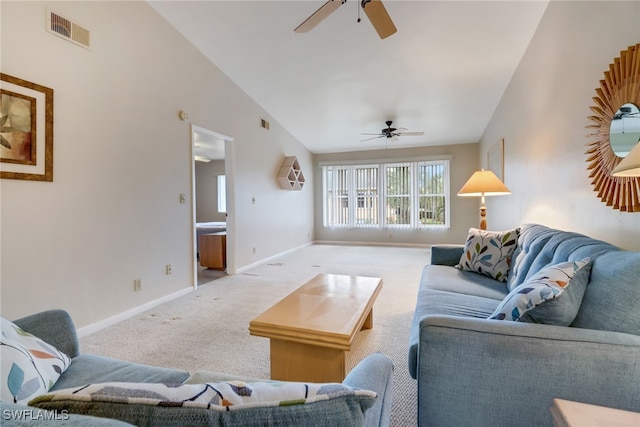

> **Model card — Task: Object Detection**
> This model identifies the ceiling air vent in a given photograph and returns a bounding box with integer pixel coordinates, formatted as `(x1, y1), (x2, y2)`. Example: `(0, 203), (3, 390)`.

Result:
(47, 10), (90, 49)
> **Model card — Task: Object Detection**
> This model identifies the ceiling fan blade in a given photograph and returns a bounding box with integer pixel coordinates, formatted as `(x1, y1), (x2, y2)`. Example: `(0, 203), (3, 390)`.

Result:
(361, 0), (397, 39)
(361, 132), (383, 136)
(397, 131), (424, 136)
(294, 0), (344, 33)
(361, 135), (385, 142)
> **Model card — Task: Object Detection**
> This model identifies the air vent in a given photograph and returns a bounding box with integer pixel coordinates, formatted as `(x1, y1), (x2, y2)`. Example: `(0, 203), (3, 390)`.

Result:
(47, 10), (90, 49)
(260, 118), (270, 130)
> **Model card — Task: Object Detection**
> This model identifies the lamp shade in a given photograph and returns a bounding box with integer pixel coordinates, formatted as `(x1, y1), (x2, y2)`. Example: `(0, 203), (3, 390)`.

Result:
(611, 142), (640, 177)
(458, 169), (511, 196)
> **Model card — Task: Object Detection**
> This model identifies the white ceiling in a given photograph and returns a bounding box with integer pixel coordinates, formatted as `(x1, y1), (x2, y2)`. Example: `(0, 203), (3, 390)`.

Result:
(149, 0), (549, 154)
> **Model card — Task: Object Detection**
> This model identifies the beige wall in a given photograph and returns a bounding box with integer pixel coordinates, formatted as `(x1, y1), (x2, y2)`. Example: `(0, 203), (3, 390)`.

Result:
(313, 143), (480, 245)
(0, 1), (314, 327)
(480, 1), (640, 251)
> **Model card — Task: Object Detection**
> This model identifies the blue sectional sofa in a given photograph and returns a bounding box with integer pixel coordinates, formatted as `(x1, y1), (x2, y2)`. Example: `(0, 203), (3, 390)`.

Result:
(408, 223), (640, 426)
(2, 309), (393, 426)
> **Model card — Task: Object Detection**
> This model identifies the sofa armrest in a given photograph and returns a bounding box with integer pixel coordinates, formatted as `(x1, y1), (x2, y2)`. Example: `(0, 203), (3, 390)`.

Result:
(430, 244), (464, 266)
(13, 310), (80, 358)
(416, 315), (640, 427)
(343, 353), (393, 427)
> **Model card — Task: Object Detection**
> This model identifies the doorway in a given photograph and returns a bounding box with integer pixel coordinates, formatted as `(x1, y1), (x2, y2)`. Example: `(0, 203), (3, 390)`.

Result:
(191, 124), (235, 288)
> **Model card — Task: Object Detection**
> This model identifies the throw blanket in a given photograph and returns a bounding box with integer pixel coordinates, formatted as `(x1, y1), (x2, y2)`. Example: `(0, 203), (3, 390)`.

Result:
(30, 381), (376, 411)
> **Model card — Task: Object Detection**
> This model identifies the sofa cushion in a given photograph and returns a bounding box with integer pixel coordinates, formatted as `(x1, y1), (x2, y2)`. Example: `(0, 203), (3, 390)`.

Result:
(419, 265), (509, 301)
(51, 354), (189, 391)
(408, 288), (501, 378)
(506, 224), (617, 292)
(30, 381), (376, 427)
(571, 251), (640, 335)
(456, 227), (519, 282)
(489, 259), (592, 325)
(414, 289), (501, 320)
(1, 317), (71, 404)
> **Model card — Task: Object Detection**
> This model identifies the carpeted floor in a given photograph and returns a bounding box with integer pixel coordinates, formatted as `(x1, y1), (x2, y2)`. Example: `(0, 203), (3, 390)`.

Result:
(197, 265), (227, 285)
(81, 244), (429, 426)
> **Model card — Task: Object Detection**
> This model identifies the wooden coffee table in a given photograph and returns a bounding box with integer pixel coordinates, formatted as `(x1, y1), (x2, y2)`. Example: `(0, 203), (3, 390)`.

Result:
(249, 273), (383, 382)
(550, 398), (640, 427)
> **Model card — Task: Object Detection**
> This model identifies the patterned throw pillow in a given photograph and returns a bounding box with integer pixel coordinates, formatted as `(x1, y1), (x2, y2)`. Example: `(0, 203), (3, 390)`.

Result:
(30, 381), (377, 425)
(456, 227), (520, 282)
(1, 317), (71, 404)
(489, 259), (592, 325)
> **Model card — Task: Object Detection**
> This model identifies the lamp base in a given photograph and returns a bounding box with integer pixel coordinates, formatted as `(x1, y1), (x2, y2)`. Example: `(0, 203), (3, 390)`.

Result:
(479, 204), (487, 230)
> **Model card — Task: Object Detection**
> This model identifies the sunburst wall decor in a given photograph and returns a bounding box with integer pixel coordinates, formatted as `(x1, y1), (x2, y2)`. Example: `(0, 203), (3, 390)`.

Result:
(586, 43), (640, 212)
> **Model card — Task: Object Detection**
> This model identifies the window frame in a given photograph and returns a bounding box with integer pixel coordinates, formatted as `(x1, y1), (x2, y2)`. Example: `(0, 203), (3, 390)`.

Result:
(322, 159), (450, 230)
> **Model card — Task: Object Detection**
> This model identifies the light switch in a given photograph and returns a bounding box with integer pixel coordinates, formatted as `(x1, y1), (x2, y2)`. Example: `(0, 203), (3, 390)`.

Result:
(179, 193), (186, 204)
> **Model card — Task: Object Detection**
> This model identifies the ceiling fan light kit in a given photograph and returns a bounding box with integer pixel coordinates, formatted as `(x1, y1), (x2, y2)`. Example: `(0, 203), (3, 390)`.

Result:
(294, 0), (397, 40)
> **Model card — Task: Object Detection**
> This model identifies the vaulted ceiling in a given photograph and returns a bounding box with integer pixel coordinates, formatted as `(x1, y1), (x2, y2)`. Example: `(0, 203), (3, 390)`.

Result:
(149, 1), (549, 153)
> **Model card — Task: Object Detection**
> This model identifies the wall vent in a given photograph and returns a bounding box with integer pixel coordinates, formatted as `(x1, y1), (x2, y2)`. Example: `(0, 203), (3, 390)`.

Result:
(260, 118), (270, 130)
(47, 10), (90, 49)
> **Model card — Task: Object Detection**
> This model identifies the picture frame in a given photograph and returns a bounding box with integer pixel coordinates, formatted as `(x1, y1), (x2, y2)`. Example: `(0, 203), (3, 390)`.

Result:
(487, 138), (504, 181)
(1, 73), (54, 181)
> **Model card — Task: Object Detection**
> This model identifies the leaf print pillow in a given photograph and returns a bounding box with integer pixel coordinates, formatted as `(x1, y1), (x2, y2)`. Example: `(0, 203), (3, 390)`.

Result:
(1, 317), (71, 404)
(488, 259), (592, 325)
(456, 227), (520, 282)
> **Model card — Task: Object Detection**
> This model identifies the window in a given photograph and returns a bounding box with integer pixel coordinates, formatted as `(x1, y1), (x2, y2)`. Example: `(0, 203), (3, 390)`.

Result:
(354, 166), (379, 227)
(217, 175), (226, 213)
(322, 159), (449, 229)
(416, 161), (447, 226)
(324, 166), (350, 226)
(385, 163), (411, 226)
(324, 165), (378, 227)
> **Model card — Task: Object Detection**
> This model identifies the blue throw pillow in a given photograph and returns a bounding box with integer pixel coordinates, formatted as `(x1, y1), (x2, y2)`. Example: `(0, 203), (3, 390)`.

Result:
(489, 259), (592, 325)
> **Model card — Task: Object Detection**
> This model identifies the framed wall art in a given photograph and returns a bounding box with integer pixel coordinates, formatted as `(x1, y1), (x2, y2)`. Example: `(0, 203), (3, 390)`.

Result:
(1, 73), (54, 181)
(487, 138), (504, 181)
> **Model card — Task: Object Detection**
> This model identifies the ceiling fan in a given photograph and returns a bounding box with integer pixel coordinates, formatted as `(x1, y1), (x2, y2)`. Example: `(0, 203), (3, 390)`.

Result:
(294, 0), (397, 40)
(361, 121), (424, 142)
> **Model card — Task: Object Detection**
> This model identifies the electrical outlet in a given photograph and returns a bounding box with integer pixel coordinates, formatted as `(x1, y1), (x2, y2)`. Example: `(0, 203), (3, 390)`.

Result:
(165, 264), (172, 275)
(134, 279), (142, 291)
(252, 247), (256, 254)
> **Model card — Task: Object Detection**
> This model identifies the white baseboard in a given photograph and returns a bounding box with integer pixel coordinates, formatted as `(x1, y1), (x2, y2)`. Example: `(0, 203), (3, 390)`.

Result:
(77, 287), (194, 338)
(314, 240), (431, 249)
(235, 242), (313, 274)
